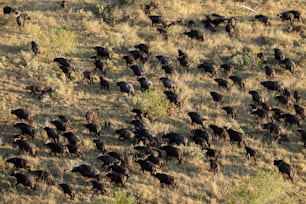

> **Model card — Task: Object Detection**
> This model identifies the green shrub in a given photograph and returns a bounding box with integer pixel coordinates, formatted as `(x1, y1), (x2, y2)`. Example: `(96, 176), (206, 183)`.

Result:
(135, 90), (170, 121)
(113, 190), (136, 204)
(96, 0), (149, 24)
(39, 27), (76, 59)
(230, 52), (260, 69)
(226, 170), (297, 204)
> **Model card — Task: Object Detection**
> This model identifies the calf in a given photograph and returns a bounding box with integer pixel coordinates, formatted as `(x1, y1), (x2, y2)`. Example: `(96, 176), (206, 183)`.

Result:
(115, 128), (135, 143)
(44, 141), (68, 157)
(123, 55), (137, 66)
(160, 145), (182, 164)
(109, 164), (129, 179)
(273, 160), (294, 182)
(91, 180), (106, 194)
(106, 172), (127, 187)
(183, 30), (204, 41)
(209, 124), (226, 140)
(148, 15), (166, 26)
(187, 111), (207, 129)
(14, 137), (37, 157)
(264, 66), (275, 79)
(60, 1), (68, 8)
(130, 65), (144, 76)
(274, 48), (284, 62)
(6, 157), (31, 171)
(83, 71), (94, 84)
(278, 10), (302, 23)
(92, 56), (107, 74)
(210, 91), (224, 105)
(152, 173), (176, 188)
(107, 151), (125, 164)
(51, 120), (69, 134)
(162, 132), (188, 146)
(215, 78), (230, 90)
(164, 91), (180, 107)
(43, 127), (59, 143)
(93, 138), (106, 153)
(161, 65), (176, 75)
(260, 81), (284, 92)
(64, 144), (84, 157)
(294, 90), (301, 103)
(100, 76), (110, 91)
(160, 77), (175, 90)
(10, 171), (36, 190)
(117, 81), (135, 96)
(31, 41), (40, 55)
(62, 132), (81, 145)
(198, 62), (217, 76)
(294, 104), (305, 119)
(135, 43), (150, 55)
(11, 108), (32, 123)
(225, 127), (246, 147)
(83, 123), (101, 136)
(135, 159), (156, 174)
(203, 147), (219, 159)
(147, 155), (164, 168)
(209, 159), (219, 174)
(255, 14), (271, 25)
(97, 155), (120, 167)
(59, 183), (75, 199)
(93, 46), (111, 60)
(245, 146), (256, 161)
(281, 58), (296, 73)
(248, 90), (263, 105)
(191, 129), (211, 147)
(14, 123), (35, 139)
(222, 106), (236, 118)
(288, 25), (304, 34)
(262, 122), (281, 139)
(137, 76), (153, 92)
(220, 64), (234, 73)
(229, 75), (245, 89)
(16, 14), (31, 29)
(72, 164), (100, 180)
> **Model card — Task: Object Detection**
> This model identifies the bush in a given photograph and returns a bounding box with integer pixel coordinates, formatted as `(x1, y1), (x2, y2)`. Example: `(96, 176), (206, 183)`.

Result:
(39, 27), (76, 59)
(230, 52), (260, 69)
(96, 0), (150, 24)
(113, 190), (136, 204)
(135, 90), (170, 121)
(226, 170), (297, 204)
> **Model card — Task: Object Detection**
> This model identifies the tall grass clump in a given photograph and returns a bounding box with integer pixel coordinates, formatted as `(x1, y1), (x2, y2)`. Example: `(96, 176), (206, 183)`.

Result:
(226, 170), (297, 204)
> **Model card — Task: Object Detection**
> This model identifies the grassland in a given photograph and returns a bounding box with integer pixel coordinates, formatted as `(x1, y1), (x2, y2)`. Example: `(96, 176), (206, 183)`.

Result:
(0, 0), (305, 203)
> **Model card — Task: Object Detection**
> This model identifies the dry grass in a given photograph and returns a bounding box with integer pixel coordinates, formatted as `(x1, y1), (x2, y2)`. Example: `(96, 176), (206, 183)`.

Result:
(1, 0), (306, 203)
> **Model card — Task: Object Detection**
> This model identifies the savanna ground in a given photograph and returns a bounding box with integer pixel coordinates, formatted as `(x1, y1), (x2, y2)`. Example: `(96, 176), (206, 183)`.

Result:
(0, 0), (305, 203)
